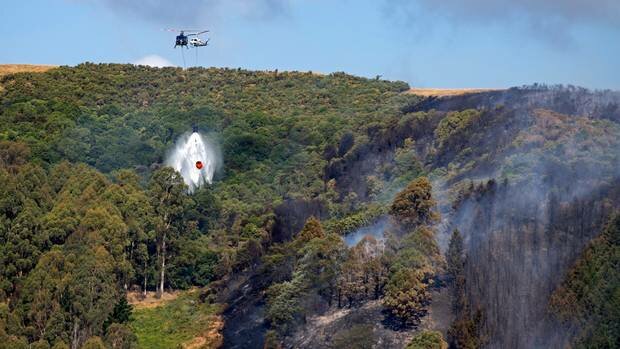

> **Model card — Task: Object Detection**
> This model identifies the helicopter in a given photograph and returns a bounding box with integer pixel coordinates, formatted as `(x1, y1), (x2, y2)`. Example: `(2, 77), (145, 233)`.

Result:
(189, 36), (209, 47)
(166, 29), (210, 48)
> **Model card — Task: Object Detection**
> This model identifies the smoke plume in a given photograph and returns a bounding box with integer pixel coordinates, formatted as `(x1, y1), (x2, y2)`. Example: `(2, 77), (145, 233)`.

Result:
(344, 217), (389, 247)
(425, 88), (620, 347)
(384, 0), (620, 46)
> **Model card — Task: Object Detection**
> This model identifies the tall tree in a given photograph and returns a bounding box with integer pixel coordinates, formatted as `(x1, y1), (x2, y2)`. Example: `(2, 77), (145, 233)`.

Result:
(297, 233), (345, 306)
(446, 229), (464, 282)
(106, 171), (156, 292)
(446, 230), (483, 349)
(445, 229), (471, 322)
(66, 245), (117, 349)
(20, 249), (72, 344)
(148, 167), (189, 298)
(390, 177), (439, 229)
(383, 268), (430, 326)
(337, 236), (389, 306)
(79, 206), (131, 291)
(295, 216), (325, 244)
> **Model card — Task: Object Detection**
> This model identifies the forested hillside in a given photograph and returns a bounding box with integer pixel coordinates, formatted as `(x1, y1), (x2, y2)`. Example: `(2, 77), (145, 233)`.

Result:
(551, 214), (620, 348)
(0, 64), (619, 348)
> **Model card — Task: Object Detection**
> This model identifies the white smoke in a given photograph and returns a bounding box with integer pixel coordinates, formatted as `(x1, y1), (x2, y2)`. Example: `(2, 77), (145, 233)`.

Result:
(165, 132), (219, 193)
(344, 217), (389, 247)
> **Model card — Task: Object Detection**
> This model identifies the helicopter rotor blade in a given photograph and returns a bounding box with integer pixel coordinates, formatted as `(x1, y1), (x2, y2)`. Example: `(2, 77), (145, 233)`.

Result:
(164, 28), (209, 33)
(186, 30), (209, 37)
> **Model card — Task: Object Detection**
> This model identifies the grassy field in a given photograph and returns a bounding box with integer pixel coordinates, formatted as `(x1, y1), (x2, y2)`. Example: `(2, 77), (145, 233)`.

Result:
(0, 65), (57, 92)
(130, 290), (223, 349)
(0, 64), (57, 76)
(406, 87), (500, 97)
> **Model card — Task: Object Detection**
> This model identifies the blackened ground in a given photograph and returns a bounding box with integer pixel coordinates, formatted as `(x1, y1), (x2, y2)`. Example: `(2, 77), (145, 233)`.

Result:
(404, 86), (620, 122)
(287, 285), (453, 349)
(221, 271), (269, 349)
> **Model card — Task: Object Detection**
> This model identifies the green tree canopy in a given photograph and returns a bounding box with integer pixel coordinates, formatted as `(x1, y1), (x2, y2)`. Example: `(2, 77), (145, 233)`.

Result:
(407, 331), (448, 349)
(383, 268), (430, 325)
(390, 177), (439, 229)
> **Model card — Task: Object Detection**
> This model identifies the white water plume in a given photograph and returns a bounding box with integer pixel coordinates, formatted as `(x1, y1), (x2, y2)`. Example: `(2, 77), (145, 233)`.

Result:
(165, 132), (219, 193)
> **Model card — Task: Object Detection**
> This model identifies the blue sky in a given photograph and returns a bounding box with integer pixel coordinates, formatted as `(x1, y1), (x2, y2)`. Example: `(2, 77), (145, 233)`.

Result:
(1, 0), (619, 89)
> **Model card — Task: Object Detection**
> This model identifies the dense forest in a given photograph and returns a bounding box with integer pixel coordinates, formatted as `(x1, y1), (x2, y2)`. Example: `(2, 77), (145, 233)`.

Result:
(0, 64), (618, 348)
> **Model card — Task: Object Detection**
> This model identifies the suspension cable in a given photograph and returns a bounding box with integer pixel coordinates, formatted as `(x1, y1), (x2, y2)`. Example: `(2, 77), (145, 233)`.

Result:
(181, 48), (186, 70)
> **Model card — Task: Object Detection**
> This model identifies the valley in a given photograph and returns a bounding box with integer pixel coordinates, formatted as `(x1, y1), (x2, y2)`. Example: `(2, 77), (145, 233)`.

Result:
(0, 64), (618, 348)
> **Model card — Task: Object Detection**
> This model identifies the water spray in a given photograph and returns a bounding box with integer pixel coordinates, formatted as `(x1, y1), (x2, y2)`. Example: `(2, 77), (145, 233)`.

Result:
(165, 131), (219, 193)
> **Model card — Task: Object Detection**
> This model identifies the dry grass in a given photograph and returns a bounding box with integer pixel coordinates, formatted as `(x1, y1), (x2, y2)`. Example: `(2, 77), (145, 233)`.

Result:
(127, 290), (183, 309)
(182, 316), (224, 349)
(0, 64), (57, 77)
(406, 87), (501, 97)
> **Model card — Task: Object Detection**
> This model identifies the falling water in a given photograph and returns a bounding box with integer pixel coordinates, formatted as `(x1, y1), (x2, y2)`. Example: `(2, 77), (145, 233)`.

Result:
(165, 132), (218, 193)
